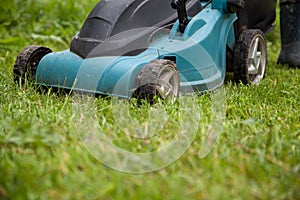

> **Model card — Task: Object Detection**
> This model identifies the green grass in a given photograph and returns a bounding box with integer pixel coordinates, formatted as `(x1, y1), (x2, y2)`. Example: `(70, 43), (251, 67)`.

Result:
(0, 1), (300, 199)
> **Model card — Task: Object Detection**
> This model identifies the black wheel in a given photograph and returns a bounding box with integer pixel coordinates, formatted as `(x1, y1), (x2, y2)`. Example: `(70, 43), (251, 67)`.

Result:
(233, 29), (267, 84)
(134, 59), (180, 103)
(13, 45), (52, 83)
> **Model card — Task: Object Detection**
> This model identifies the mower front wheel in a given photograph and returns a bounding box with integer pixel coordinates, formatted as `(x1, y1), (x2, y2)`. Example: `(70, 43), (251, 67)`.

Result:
(233, 29), (267, 84)
(13, 45), (52, 83)
(134, 59), (180, 103)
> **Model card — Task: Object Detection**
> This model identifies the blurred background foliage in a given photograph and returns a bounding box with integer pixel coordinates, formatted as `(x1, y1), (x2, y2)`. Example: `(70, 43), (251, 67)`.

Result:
(0, 0), (98, 51)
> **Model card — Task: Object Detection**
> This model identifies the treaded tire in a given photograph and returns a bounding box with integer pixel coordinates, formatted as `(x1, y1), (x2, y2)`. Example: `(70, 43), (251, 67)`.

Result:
(134, 59), (179, 103)
(13, 45), (52, 83)
(234, 29), (267, 84)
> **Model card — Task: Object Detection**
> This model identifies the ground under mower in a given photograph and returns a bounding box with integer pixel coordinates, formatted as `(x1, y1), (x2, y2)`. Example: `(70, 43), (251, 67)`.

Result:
(14, 0), (276, 101)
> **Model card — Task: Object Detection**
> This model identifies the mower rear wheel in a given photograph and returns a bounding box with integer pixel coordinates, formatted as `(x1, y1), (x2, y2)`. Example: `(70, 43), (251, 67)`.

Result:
(134, 59), (179, 103)
(13, 45), (52, 83)
(233, 29), (267, 84)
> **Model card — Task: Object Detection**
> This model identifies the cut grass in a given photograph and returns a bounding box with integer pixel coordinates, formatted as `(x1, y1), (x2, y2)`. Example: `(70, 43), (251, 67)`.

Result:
(0, 1), (300, 199)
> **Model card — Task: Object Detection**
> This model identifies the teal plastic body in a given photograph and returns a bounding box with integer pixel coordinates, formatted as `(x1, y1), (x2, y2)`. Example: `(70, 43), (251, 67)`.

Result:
(36, 1), (237, 98)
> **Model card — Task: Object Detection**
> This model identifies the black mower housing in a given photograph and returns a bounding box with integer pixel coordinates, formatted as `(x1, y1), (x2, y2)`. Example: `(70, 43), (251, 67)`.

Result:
(70, 0), (276, 58)
(70, 0), (203, 58)
(235, 0), (276, 35)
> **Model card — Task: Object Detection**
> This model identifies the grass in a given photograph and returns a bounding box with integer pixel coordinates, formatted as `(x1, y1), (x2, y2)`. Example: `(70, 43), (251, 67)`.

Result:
(0, 0), (300, 199)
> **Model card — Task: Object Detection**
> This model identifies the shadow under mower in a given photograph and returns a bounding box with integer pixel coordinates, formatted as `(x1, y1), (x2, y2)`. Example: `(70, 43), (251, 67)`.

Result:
(14, 0), (276, 101)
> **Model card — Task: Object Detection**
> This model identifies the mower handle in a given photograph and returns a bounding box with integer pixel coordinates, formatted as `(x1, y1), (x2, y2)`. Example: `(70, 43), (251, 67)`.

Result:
(171, 0), (190, 33)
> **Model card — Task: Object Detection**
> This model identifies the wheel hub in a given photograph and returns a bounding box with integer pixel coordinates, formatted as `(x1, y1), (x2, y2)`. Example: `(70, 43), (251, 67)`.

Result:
(249, 36), (266, 83)
(157, 67), (178, 99)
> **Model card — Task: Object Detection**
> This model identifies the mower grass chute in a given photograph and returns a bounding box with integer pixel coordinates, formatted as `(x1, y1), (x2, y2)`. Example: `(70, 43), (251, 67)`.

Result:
(13, 0), (276, 102)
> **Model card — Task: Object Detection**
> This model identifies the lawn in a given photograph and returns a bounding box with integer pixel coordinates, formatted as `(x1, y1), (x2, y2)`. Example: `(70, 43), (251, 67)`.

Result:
(0, 0), (299, 199)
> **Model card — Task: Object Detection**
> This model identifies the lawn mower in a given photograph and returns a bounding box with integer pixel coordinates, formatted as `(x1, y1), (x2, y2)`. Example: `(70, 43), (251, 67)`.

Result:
(13, 0), (276, 101)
